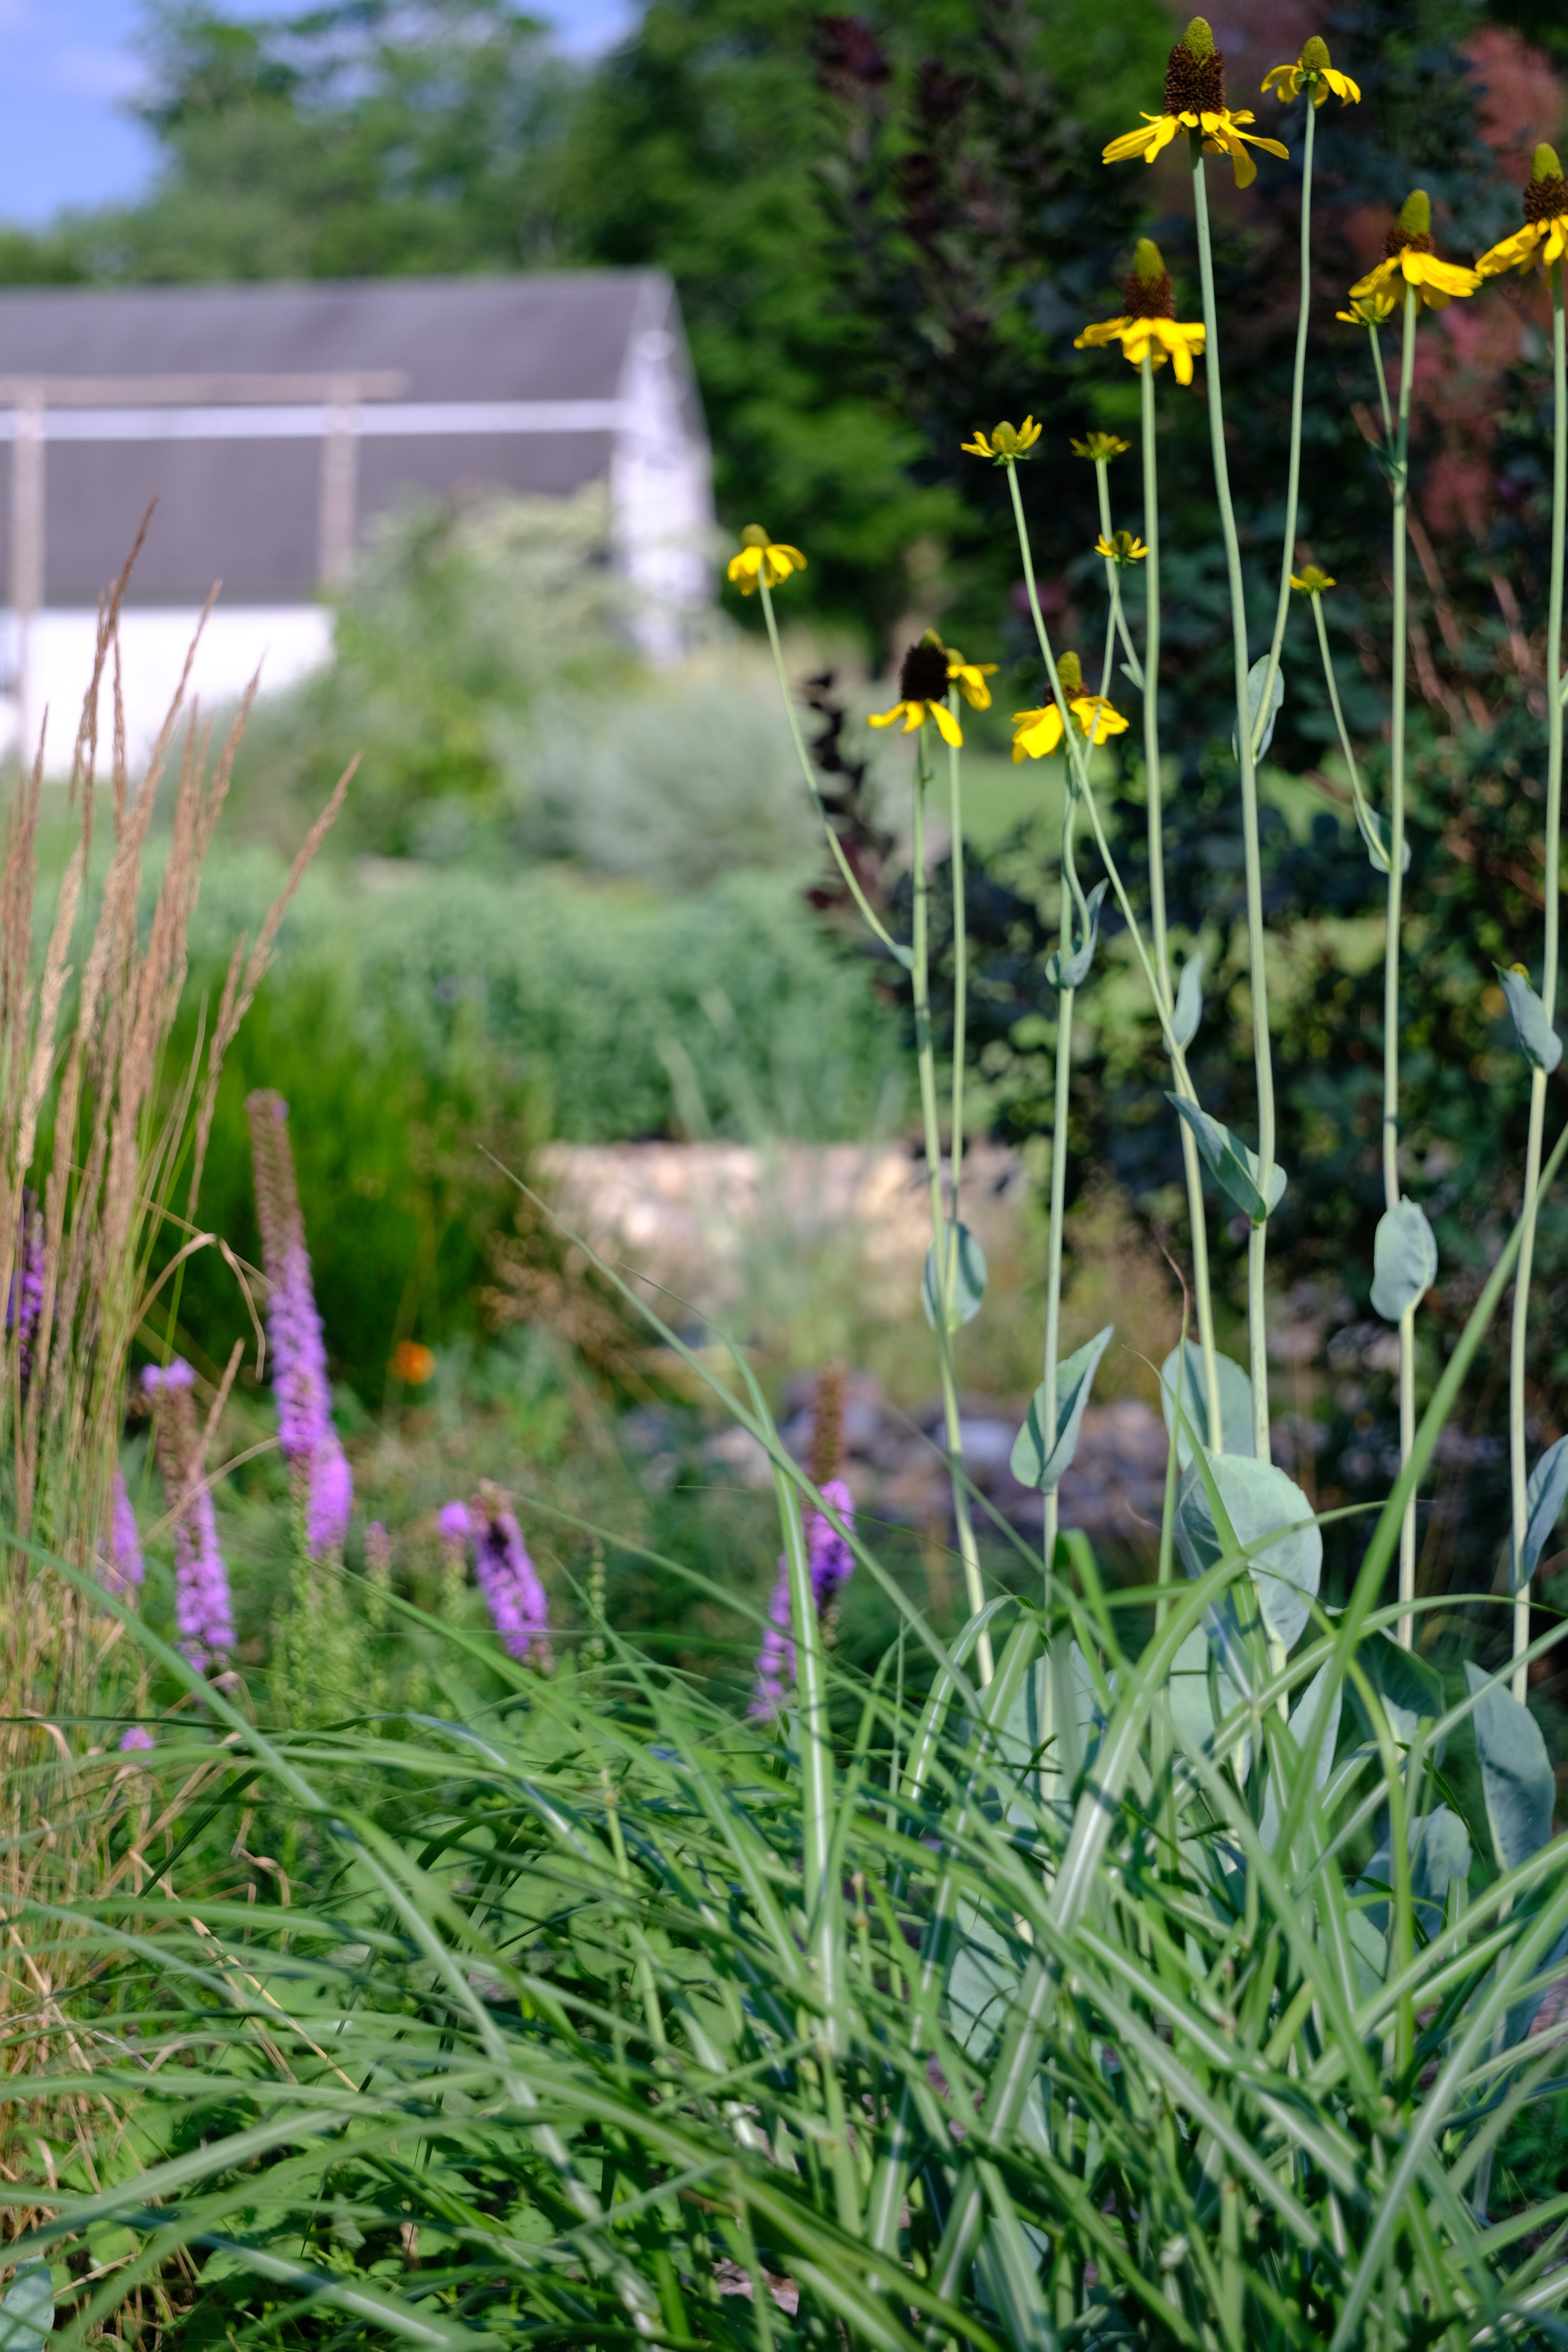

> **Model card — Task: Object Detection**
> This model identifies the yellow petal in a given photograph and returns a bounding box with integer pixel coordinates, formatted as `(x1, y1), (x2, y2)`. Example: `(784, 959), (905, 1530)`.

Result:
(1227, 137), (1258, 189)
(960, 432), (994, 456)
(1074, 318), (1132, 349)
(868, 705), (907, 730)
(1011, 706), (1064, 760)
(1407, 252), (1480, 297)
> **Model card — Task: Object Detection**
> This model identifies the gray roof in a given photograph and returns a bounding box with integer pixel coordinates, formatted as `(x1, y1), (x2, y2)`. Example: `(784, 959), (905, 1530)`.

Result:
(0, 272), (701, 604)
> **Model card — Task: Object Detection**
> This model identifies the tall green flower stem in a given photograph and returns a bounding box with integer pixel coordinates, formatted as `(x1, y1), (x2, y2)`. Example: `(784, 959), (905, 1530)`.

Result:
(1137, 354), (1226, 1457)
(1384, 287), (1419, 1646)
(1005, 459), (1223, 1449)
(1251, 95), (1316, 753)
(1191, 133), (1276, 1462)
(1510, 255), (1566, 1701)
(757, 573), (990, 1684)
(911, 726), (992, 1686)
(755, 574), (907, 965)
(1092, 456), (1145, 689)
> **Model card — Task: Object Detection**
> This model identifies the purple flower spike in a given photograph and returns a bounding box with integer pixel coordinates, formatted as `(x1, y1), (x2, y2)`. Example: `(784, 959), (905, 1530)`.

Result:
(437, 1500), (472, 1547)
(809, 1479), (856, 1612)
(118, 1726), (154, 1753)
(471, 1483), (550, 1667)
(8, 1191), (44, 1395)
(143, 1359), (235, 1675)
(247, 1092), (352, 1558)
(749, 1480), (856, 1719)
(100, 1466), (146, 1599)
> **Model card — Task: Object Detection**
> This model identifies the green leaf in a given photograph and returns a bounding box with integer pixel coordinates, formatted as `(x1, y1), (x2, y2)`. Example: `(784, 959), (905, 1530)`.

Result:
(1369, 1196), (1437, 1322)
(1514, 1434), (1568, 1587)
(1167, 1624), (1247, 1758)
(1232, 653), (1284, 763)
(1010, 1325), (1114, 1492)
(1175, 1452), (1322, 1651)
(1159, 1339), (1255, 1466)
(1171, 949), (1204, 1049)
(1351, 1627), (1447, 1757)
(1353, 797), (1410, 876)
(1358, 1804), (1471, 1939)
(921, 1222), (986, 1333)
(1497, 962), (1563, 1074)
(1046, 878), (1108, 991)
(1166, 1093), (1287, 1223)
(1260, 1663), (1342, 1852)
(1465, 1662), (1555, 1874)
(0, 2263), (53, 2352)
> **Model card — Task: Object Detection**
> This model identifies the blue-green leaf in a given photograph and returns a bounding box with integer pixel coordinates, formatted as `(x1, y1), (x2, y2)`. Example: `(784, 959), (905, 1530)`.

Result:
(1166, 1093), (1287, 1223)
(1171, 950), (1204, 1050)
(1514, 1434), (1568, 1588)
(1351, 1627), (1447, 1756)
(1369, 1196), (1437, 1322)
(1175, 1452), (1322, 1651)
(1497, 963), (1563, 1074)
(921, 1222), (986, 1334)
(1359, 1805), (1471, 1938)
(1465, 1662), (1554, 1874)
(1159, 1340), (1255, 1466)
(1354, 798), (1410, 876)
(1233, 654), (1284, 764)
(0, 2263), (52, 2352)
(1010, 1325), (1114, 1493)
(1046, 878), (1108, 991)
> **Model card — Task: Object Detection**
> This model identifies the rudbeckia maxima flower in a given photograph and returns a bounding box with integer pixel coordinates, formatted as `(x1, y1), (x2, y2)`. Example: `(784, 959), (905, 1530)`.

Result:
(1348, 189), (1480, 312)
(1075, 239), (1207, 386)
(1261, 35), (1360, 108)
(726, 524), (807, 593)
(1097, 530), (1148, 566)
(1290, 567), (1336, 594)
(1011, 655), (1129, 762)
(1476, 145), (1568, 276)
(946, 650), (999, 709)
(960, 417), (1041, 464)
(1103, 16), (1288, 190)
(869, 634), (965, 747)
(1071, 432), (1131, 462)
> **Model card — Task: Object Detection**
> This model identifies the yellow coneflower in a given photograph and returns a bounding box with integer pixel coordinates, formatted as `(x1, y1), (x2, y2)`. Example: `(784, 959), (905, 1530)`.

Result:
(1348, 190), (1481, 312)
(960, 417), (1042, 464)
(1476, 144), (1568, 276)
(1097, 530), (1148, 566)
(1336, 290), (1398, 326)
(1290, 567), (1336, 593)
(1071, 432), (1131, 461)
(947, 650), (999, 709)
(1075, 240), (1207, 386)
(870, 633), (965, 746)
(1261, 34), (1360, 108)
(726, 524), (808, 593)
(1011, 655), (1130, 762)
(1103, 17), (1288, 190)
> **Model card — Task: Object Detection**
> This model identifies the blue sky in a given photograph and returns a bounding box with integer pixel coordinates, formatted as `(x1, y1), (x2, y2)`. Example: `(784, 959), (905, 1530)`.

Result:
(0, 0), (635, 226)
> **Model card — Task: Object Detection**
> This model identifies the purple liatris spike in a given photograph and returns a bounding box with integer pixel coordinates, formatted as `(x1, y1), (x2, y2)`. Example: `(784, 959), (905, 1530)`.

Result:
(246, 1091), (352, 1557)
(808, 1478), (855, 1611)
(9, 1190), (44, 1395)
(471, 1482), (551, 1666)
(749, 1480), (856, 1718)
(118, 1725), (154, 1753)
(100, 1465), (145, 1599)
(437, 1500), (471, 1551)
(143, 1359), (235, 1674)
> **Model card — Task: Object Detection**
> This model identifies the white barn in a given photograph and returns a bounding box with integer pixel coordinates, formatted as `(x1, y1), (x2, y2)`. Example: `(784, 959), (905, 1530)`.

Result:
(0, 270), (713, 768)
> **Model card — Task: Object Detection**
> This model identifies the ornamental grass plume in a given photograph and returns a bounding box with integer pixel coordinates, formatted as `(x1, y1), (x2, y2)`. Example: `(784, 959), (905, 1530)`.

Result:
(470, 1482), (550, 1667)
(141, 1360), (234, 1674)
(246, 1090), (352, 1559)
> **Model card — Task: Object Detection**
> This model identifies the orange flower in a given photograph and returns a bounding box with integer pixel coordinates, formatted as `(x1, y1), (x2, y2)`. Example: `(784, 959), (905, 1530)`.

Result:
(390, 1340), (436, 1386)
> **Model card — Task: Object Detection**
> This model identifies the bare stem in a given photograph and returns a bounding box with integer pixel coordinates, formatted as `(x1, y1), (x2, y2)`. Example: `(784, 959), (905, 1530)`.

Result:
(1510, 261), (1566, 1700)
(1191, 138), (1275, 1461)
(1252, 97), (1316, 757)
(1389, 284), (1417, 1643)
